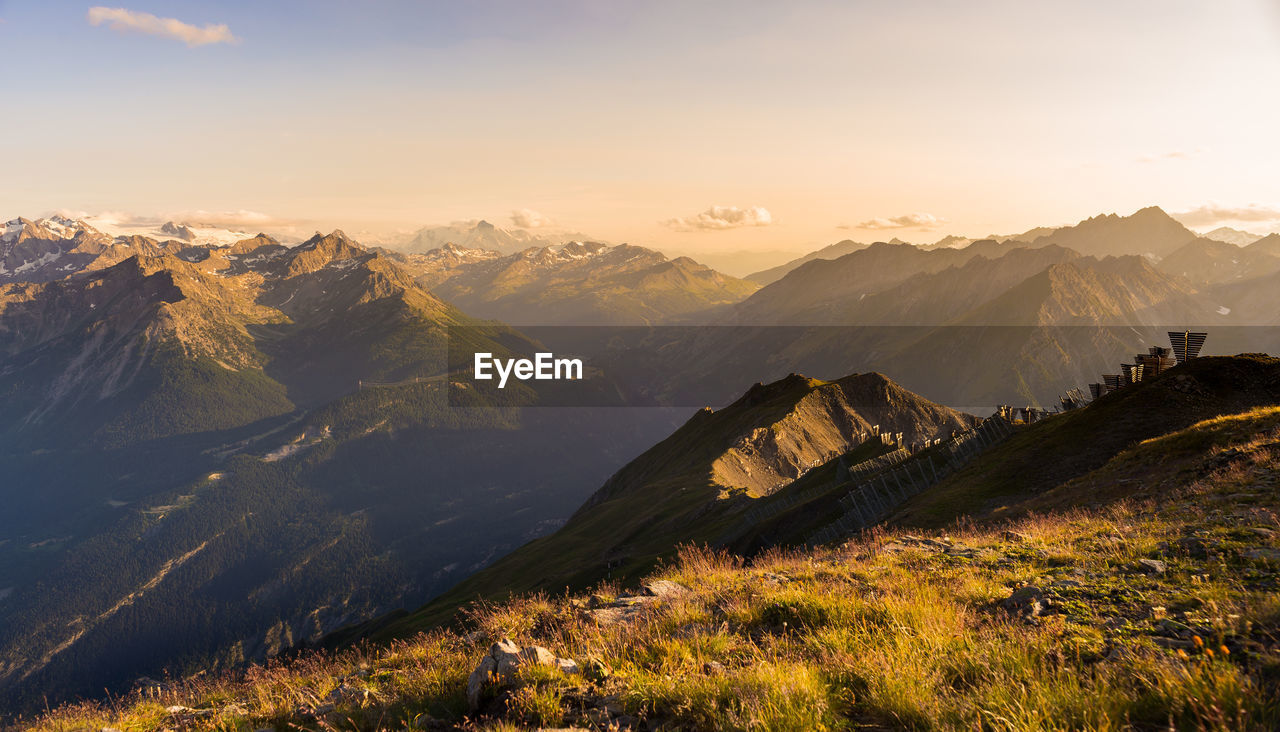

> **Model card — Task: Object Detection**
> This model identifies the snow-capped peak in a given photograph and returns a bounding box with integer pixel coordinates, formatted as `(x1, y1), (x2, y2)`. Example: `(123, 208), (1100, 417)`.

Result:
(1, 215), (98, 247)
(37, 215), (97, 239)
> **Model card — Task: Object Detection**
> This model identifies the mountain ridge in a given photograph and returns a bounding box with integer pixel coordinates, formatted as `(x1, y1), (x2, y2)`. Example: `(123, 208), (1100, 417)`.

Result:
(365, 370), (976, 638)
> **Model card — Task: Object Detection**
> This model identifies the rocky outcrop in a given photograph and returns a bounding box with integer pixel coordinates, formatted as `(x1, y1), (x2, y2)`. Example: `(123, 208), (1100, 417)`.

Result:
(466, 639), (580, 710)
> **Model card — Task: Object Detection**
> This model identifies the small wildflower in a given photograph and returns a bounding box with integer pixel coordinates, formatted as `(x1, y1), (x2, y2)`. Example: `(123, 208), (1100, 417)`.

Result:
(1192, 635), (1204, 648)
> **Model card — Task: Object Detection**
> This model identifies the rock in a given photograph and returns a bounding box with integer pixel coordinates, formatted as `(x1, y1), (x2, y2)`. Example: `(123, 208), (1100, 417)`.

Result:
(1174, 536), (1216, 558)
(702, 661), (726, 675)
(557, 658), (581, 675)
(1003, 530), (1030, 543)
(928, 538), (954, 549)
(295, 702), (336, 717)
(1149, 606), (1168, 620)
(643, 580), (690, 599)
(1136, 559), (1167, 575)
(466, 638), (579, 710)
(1157, 618), (1193, 638)
(165, 706), (190, 715)
(1001, 586), (1046, 618)
(589, 604), (647, 625)
(1243, 547), (1280, 562)
(517, 645), (557, 672)
(465, 655), (498, 710)
(327, 684), (370, 705)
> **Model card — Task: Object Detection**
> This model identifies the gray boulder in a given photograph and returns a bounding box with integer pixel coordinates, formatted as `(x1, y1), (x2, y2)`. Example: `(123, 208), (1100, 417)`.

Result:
(466, 638), (580, 710)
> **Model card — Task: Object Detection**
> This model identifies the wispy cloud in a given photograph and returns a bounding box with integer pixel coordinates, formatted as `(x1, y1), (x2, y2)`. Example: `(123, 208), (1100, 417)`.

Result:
(87, 7), (238, 47)
(1172, 203), (1280, 229)
(1136, 148), (1205, 164)
(170, 209), (283, 228)
(72, 209), (290, 230)
(510, 208), (553, 229)
(854, 212), (945, 230)
(663, 205), (772, 232)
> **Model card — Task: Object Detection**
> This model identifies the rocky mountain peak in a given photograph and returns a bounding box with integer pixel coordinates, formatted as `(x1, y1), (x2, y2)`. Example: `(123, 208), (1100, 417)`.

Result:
(160, 221), (196, 241)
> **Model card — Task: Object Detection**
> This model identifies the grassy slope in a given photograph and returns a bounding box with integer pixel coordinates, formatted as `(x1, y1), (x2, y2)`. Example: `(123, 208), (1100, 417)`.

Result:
(361, 373), (971, 640)
(29, 402), (1280, 731)
(356, 377), (830, 638)
(893, 354), (1280, 527)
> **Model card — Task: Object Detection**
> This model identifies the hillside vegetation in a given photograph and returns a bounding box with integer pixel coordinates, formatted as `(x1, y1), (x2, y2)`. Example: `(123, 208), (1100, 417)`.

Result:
(23, 396), (1280, 730)
(355, 372), (975, 639)
(22, 357), (1280, 731)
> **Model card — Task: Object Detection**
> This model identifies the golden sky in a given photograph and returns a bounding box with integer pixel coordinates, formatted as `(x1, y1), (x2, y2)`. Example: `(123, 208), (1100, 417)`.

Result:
(2, 1), (1280, 254)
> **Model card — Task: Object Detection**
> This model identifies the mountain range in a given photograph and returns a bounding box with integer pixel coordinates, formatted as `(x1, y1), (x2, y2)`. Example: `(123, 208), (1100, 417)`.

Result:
(4, 203), (1280, 716)
(385, 241), (758, 325)
(0, 217), (697, 709)
(1201, 225), (1265, 246)
(393, 220), (595, 255)
(672, 207), (1280, 405)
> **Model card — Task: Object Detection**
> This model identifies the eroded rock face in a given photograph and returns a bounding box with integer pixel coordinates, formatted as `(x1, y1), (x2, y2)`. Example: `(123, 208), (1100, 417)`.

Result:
(466, 638), (580, 710)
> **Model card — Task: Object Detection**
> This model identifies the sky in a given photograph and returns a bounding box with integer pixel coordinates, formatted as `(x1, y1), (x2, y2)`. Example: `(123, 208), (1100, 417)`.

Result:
(2, 0), (1280, 258)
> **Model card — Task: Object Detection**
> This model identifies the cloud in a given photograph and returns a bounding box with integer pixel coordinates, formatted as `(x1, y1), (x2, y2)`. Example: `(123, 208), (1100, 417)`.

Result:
(1172, 203), (1280, 229)
(663, 205), (772, 232)
(1136, 148), (1205, 164)
(854, 212), (945, 230)
(510, 208), (554, 229)
(74, 209), (290, 231)
(171, 209), (283, 228)
(87, 7), (238, 46)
